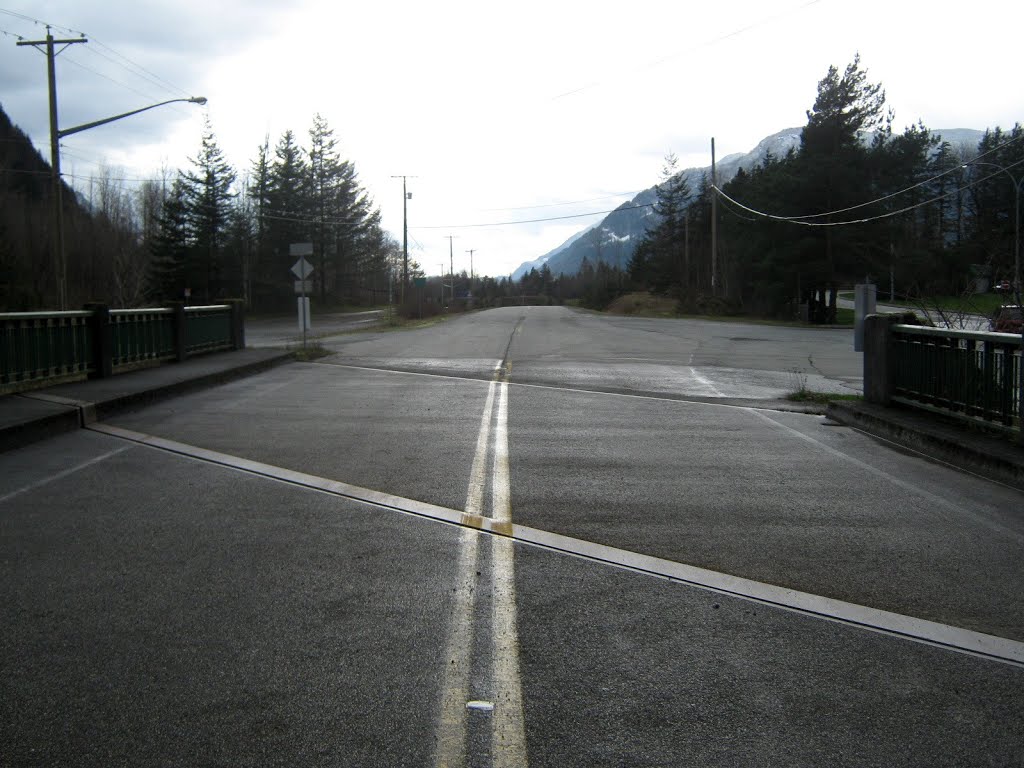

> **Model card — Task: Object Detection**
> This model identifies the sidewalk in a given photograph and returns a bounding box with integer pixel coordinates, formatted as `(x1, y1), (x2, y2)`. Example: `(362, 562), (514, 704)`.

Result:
(826, 400), (1024, 491)
(0, 348), (292, 453)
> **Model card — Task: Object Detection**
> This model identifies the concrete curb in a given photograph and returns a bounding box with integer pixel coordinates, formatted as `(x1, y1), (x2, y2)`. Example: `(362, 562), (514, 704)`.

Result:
(826, 401), (1024, 491)
(0, 400), (81, 453)
(79, 351), (294, 421)
(1, 351), (293, 453)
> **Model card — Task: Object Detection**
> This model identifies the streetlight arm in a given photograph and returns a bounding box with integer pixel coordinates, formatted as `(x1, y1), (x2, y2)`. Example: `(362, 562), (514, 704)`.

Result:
(57, 96), (207, 139)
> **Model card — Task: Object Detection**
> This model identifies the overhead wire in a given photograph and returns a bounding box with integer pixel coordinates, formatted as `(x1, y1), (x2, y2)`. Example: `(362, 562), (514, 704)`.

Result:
(412, 202), (655, 230)
(727, 131), (1024, 222)
(713, 158), (1024, 228)
(1, 8), (195, 107)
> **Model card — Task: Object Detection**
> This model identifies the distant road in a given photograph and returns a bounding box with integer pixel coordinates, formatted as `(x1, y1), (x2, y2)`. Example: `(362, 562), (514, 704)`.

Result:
(837, 293), (991, 330)
(245, 308), (383, 347)
(321, 305), (864, 400)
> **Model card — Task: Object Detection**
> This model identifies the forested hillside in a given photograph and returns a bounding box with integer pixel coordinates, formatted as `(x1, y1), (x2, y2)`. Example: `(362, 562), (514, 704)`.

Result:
(0, 107), (403, 311)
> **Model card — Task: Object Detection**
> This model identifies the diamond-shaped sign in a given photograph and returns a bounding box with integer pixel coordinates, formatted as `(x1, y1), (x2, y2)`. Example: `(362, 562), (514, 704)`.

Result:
(291, 258), (314, 280)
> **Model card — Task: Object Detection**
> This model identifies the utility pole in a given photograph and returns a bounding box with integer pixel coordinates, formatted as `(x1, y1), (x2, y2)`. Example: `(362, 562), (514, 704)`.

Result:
(445, 235), (456, 305)
(439, 263), (446, 307)
(391, 175), (414, 304)
(465, 249), (475, 282)
(19, 28), (87, 310)
(711, 137), (718, 297)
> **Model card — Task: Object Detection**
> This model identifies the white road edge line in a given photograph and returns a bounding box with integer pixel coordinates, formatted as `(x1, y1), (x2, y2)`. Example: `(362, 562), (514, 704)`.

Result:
(85, 422), (1024, 669)
(749, 408), (1024, 544)
(0, 445), (130, 504)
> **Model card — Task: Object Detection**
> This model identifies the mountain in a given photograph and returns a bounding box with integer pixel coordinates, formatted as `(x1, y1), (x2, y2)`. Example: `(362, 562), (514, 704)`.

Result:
(510, 226), (593, 281)
(512, 126), (984, 280)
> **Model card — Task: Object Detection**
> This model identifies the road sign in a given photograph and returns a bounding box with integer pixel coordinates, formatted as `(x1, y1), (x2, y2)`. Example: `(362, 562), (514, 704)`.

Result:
(413, 277), (427, 287)
(291, 258), (314, 280)
(289, 242), (313, 257)
(294, 280), (313, 294)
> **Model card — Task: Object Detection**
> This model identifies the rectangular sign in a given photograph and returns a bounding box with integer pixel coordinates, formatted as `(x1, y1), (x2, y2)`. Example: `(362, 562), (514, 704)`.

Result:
(289, 242), (313, 257)
(294, 280), (312, 294)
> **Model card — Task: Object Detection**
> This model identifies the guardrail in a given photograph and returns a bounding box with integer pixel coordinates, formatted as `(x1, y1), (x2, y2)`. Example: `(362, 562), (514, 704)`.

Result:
(864, 315), (1022, 435)
(1, 301), (244, 393)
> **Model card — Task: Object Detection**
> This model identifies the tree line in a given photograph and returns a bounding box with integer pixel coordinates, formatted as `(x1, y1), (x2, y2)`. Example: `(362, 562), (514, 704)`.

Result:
(628, 55), (1024, 321)
(0, 108), (405, 311)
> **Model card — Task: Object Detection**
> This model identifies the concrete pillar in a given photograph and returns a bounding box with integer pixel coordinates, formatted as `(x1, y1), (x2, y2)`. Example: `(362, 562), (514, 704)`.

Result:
(227, 299), (245, 350)
(863, 314), (895, 405)
(854, 283), (877, 352)
(167, 302), (187, 362)
(84, 303), (112, 378)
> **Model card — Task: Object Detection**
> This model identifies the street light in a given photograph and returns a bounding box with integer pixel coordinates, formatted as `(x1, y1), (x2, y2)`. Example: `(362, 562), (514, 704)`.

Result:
(52, 97), (207, 309)
(57, 97), (207, 139)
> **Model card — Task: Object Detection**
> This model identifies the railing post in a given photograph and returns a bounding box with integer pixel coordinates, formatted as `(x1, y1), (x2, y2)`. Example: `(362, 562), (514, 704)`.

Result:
(863, 314), (895, 405)
(1017, 338), (1024, 443)
(84, 302), (112, 378)
(227, 299), (245, 350)
(167, 301), (187, 362)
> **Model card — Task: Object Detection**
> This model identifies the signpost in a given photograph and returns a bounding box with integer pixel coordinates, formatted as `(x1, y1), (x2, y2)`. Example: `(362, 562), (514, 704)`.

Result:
(290, 243), (314, 349)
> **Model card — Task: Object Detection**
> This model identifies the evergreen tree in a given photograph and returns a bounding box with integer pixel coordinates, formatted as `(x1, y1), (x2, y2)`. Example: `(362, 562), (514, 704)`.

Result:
(180, 119), (236, 300)
(633, 153), (690, 296)
(148, 178), (190, 300)
(248, 136), (273, 307)
(797, 54), (887, 318)
(264, 130), (310, 307)
(308, 114), (343, 301)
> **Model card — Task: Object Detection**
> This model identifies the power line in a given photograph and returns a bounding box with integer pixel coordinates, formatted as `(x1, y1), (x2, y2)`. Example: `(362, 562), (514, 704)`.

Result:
(60, 52), (173, 106)
(1, 8), (193, 102)
(479, 190), (644, 212)
(716, 131), (1024, 224)
(84, 36), (191, 99)
(0, 8), (74, 33)
(712, 161), (1024, 228)
(412, 202), (655, 230)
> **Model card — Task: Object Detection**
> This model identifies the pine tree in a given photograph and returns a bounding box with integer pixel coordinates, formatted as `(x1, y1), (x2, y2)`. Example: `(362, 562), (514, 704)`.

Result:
(248, 136), (273, 308)
(180, 119), (236, 300)
(798, 54), (887, 318)
(148, 178), (190, 300)
(633, 153), (690, 296)
(308, 114), (343, 301)
(266, 130), (309, 306)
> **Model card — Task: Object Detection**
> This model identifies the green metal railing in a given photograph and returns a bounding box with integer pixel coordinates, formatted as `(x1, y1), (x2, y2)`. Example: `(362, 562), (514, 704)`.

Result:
(0, 311), (94, 386)
(111, 308), (176, 368)
(892, 324), (1022, 432)
(1, 303), (242, 392)
(184, 305), (233, 355)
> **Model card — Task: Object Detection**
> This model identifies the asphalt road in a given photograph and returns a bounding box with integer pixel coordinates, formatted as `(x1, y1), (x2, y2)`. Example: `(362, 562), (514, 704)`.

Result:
(3, 306), (1022, 766)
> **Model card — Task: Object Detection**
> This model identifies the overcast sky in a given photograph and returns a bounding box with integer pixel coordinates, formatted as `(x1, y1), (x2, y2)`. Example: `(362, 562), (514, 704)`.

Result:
(2, 0), (1021, 278)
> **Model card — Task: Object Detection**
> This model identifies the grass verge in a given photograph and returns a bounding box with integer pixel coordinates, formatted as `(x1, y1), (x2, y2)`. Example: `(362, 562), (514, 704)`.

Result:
(289, 341), (333, 361)
(786, 391), (863, 404)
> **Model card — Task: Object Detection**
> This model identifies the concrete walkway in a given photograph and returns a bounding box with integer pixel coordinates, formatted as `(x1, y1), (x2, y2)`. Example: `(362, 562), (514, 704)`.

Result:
(0, 348), (292, 452)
